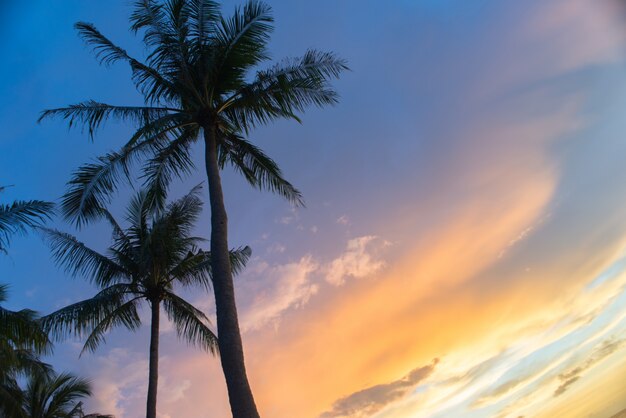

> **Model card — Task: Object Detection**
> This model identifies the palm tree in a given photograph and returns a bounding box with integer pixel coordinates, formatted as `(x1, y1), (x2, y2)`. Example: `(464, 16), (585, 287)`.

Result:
(39, 2), (347, 416)
(40, 186), (250, 418)
(0, 185), (53, 253)
(0, 284), (53, 417)
(0, 187), (54, 415)
(17, 370), (113, 418)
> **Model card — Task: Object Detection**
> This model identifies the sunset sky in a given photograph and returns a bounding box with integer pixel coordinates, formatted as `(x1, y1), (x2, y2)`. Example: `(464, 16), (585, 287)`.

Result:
(2, 0), (626, 417)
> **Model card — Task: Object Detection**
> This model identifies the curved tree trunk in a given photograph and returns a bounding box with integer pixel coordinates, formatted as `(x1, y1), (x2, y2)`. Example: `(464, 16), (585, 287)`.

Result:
(146, 300), (160, 418)
(204, 127), (260, 418)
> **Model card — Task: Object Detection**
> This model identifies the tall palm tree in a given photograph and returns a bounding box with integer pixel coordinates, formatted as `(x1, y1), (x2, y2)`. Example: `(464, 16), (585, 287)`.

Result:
(0, 284), (53, 417)
(40, 186), (250, 418)
(0, 185), (53, 253)
(40, 1), (347, 416)
(16, 370), (113, 418)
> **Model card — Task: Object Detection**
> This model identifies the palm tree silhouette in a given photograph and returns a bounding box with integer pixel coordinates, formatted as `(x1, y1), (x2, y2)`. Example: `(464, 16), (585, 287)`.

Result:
(0, 284), (53, 417)
(41, 186), (250, 418)
(17, 371), (113, 418)
(40, 1), (347, 416)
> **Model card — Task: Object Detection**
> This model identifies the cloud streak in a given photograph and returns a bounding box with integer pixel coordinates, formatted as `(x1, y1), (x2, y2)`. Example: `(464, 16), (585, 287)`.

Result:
(554, 337), (625, 397)
(326, 236), (389, 286)
(319, 360), (438, 418)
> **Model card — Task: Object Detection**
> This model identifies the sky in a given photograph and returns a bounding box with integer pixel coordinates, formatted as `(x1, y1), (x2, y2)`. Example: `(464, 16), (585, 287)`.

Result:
(2, 0), (626, 417)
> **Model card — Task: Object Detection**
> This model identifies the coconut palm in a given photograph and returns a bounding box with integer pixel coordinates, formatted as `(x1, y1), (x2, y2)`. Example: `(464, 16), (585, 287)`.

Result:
(15, 370), (113, 418)
(40, 186), (250, 418)
(0, 284), (53, 417)
(39, 2), (346, 415)
(0, 186), (53, 253)
(0, 187), (54, 415)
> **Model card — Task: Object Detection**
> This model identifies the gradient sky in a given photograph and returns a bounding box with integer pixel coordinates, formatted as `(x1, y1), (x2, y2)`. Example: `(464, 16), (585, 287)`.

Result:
(2, 1), (626, 417)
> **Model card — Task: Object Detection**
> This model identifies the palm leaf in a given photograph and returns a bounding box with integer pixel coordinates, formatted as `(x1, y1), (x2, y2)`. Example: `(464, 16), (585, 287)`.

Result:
(39, 101), (173, 140)
(81, 297), (142, 354)
(41, 284), (136, 344)
(141, 126), (198, 211)
(162, 292), (218, 353)
(186, 0), (221, 46)
(75, 21), (179, 105)
(60, 112), (193, 227)
(223, 49), (348, 131)
(39, 228), (127, 287)
(0, 284), (51, 354)
(0, 200), (53, 252)
(211, 0), (273, 96)
(220, 134), (303, 206)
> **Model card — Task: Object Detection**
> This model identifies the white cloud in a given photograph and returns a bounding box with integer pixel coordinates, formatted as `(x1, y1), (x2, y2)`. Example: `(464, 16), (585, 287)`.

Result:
(238, 256), (320, 332)
(326, 236), (389, 286)
(82, 348), (148, 417)
(236, 235), (390, 330)
(267, 242), (287, 254)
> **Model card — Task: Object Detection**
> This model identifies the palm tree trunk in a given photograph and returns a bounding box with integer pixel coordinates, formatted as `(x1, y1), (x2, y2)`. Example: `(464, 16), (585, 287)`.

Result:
(146, 300), (160, 418)
(204, 127), (260, 418)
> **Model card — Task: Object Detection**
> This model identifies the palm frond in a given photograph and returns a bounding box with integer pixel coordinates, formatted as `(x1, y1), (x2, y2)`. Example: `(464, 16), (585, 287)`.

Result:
(141, 126), (198, 211)
(125, 188), (156, 238)
(75, 22), (133, 66)
(61, 134), (162, 227)
(211, 0), (273, 95)
(39, 101), (173, 140)
(168, 245), (250, 290)
(131, 0), (192, 84)
(223, 49), (348, 131)
(161, 183), (204, 236)
(81, 297), (142, 354)
(75, 21), (179, 105)
(20, 371), (96, 418)
(162, 292), (218, 354)
(186, 0), (221, 45)
(36, 373), (91, 416)
(229, 245), (252, 275)
(143, 185), (205, 272)
(62, 152), (132, 228)
(0, 200), (53, 252)
(41, 284), (136, 343)
(0, 380), (25, 418)
(220, 134), (303, 206)
(39, 228), (127, 287)
(0, 309), (51, 355)
(166, 249), (212, 289)
(59, 112), (193, 227)
(0, 284), (51, 354)
(131, 0), (168, 40)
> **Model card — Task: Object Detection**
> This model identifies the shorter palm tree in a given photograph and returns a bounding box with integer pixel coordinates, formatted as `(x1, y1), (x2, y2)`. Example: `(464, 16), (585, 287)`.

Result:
(0, 185), (53, 253)
(18, 371), (113, 418)
(0, 284), (53, 417)
(40, 186), (250, 418)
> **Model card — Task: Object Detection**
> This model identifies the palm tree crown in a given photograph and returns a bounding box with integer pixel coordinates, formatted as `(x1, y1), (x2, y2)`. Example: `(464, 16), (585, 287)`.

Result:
(17, 371), (113, 418)
(0, 285), (53, 417)
(40, 0), (347, 225)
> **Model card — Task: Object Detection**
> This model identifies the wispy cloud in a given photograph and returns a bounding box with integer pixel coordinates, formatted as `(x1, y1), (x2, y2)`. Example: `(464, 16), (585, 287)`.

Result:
(326, 236), (389, 286)
(235, 235), (390, 331)
(319, 360), (438, 418)
(554, 337), (625, 397)
(239, 256), (320, 332)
